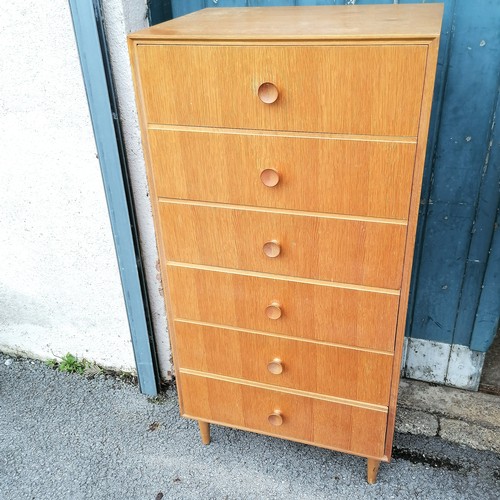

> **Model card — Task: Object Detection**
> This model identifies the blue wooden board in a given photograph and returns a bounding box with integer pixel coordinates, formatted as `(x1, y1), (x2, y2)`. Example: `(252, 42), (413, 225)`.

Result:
(295, 1), (341, 5)
(205, 1), (249, 7)
(171, 0), (203, 18)
(410, 0), (500, 349)
(152, 0), (500, 354)
(248, 1), (295, 6)
(471, 206), (500, 352)
(404, 0), (457, 340)
(470, 89), (500, 352)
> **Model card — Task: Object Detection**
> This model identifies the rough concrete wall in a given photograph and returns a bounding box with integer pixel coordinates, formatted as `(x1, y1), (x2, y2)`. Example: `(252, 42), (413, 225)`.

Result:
(0, 0), (134, 370)
(100, 0), (172, 379)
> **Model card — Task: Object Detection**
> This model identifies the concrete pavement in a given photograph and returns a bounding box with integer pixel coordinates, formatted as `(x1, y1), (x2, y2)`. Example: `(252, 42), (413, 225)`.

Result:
(396, 378), (500, 454)
(1, 354), (499, 499)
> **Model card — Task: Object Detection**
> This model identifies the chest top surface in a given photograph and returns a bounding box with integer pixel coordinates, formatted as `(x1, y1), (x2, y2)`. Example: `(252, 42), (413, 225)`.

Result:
(129, 4), (443, 42)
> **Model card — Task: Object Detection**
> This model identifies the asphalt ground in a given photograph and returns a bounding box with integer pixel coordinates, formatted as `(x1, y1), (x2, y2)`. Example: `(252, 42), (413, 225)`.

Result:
(1, 353), (499, 500)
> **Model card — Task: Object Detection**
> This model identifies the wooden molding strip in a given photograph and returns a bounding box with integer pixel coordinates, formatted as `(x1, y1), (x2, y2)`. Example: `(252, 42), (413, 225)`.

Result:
(158, 198), (408, 226)
(174, 318), (395, 356)
(179, 368), (389, 413)
(166, 261), (401, 296)
(133, 39), (435, 46)
(148, 123), (417, 144)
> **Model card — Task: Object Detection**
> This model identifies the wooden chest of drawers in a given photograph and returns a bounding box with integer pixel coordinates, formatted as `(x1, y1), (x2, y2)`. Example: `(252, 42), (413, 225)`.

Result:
(129, 4), (442, 484)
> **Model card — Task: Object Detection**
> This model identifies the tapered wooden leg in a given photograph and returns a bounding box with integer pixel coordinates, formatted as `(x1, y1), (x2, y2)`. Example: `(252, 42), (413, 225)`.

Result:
(367, 458), (381, 484)
(198, 421), (211, 445)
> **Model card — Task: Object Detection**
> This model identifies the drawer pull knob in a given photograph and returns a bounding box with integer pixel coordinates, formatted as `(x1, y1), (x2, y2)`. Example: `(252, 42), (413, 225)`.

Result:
(267, 358), (283, 375)
(265, 302), (282, 320)
(268, 411), (283, 427)
(258, 82), (279, 104)
(260, 169), (280, 187)
(263, 240), (281, 258)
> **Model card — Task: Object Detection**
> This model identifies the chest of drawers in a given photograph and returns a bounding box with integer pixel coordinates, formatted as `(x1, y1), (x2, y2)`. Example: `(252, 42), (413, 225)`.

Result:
(128, 4), (442, 484)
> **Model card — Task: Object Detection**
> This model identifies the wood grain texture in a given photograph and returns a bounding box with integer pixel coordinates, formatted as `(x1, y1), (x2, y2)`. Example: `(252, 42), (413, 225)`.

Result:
(137, 44), (427, 137)
(130, 5), (443, 41)
(367, 458), (381, 484)
(160, 200), (407, 289)
(175, 321), (393, 405)
(384, 37), (441, 459)
(198, 421), (210, 445)
(128, 36), (188, 416)
(128, 3), (443, 467)
(180, 372), (387, 459)
(148, 127), (417, 220)
(167, 264), (399, 352)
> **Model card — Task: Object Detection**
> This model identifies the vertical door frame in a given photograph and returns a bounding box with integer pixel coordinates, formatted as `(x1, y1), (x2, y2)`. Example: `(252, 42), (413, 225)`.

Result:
(68, 0), (160, 395)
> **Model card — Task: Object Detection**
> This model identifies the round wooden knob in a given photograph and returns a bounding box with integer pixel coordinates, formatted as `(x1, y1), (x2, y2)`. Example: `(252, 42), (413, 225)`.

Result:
(263, 240), (281, 258)
(267, 358), (283, 375)
(268, 411), (283, 426)
(265, 303), (282, 320)
(258, 82), (279, 104)
(260, 169), (280, 187)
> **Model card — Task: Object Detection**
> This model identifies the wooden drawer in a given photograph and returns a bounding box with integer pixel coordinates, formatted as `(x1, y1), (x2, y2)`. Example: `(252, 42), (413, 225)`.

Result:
(149, 128), (416, 220)
(136, 44), (427, 137)
(180, 372), (387, 459)
(167, 265), (399, 352)
(175, 322), (393, 405)
(160, 201), (406, 289)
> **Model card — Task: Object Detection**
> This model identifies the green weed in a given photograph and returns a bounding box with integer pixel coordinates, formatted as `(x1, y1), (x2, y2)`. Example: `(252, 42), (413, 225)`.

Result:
(45, 353), (96, 375)
(45, 359), (58, 369)
(59, 353), (88, 374)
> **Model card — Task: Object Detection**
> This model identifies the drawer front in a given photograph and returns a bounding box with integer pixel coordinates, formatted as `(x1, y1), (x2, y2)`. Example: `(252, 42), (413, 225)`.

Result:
(137, 44), (427, 137)
(167, 265), (398, 352)
(149, 129), (416, 220)
(180, 373), (387, 458)
(160, 201), (406, 289)
(175, 322), (393, 405)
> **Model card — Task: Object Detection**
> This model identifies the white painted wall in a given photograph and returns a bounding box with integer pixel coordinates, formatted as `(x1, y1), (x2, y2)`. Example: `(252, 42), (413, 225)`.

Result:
(0, 0), (135, 371)
(101, 0), (172, 379)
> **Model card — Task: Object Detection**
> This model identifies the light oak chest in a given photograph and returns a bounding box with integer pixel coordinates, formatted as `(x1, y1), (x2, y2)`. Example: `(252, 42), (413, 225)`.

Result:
(129, 4), (442, 483)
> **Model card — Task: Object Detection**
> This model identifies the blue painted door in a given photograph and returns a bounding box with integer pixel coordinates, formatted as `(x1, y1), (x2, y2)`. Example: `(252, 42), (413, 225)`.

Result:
(152, 0), (500, 368)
